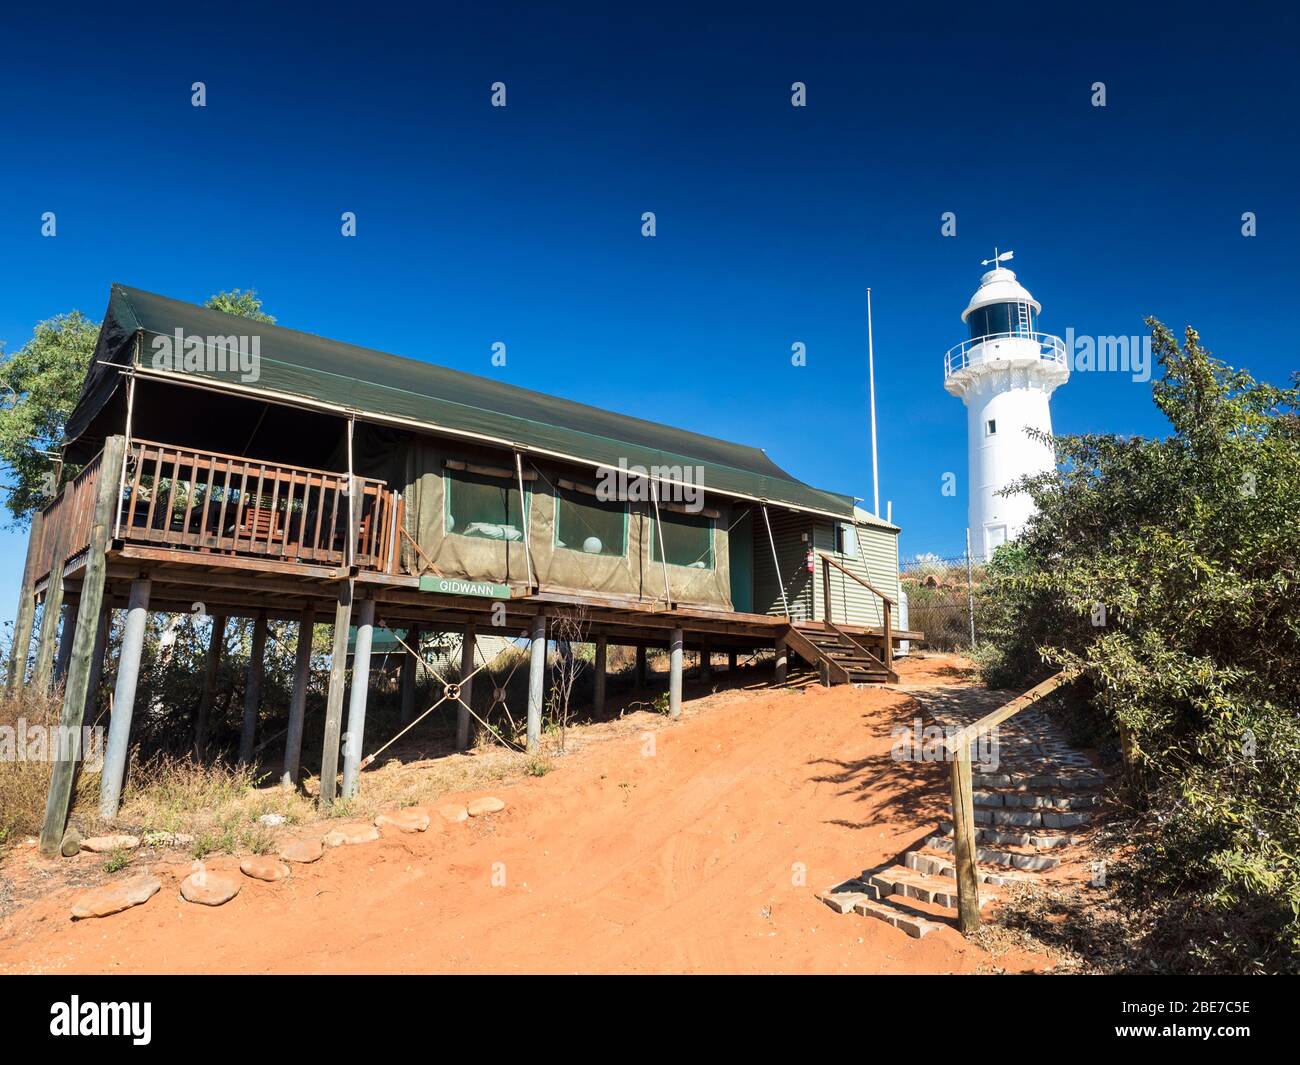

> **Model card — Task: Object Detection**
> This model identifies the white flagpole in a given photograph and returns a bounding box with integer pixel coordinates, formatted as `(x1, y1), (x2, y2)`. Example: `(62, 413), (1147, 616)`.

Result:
(867, 287), (880, 518)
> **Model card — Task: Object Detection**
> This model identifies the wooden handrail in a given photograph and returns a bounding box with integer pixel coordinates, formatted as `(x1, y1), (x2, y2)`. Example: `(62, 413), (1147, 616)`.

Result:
(818, 551), (894, 606)
(942, 672), (1068, 753)
(944, 670), (1070, 933)
(819, 552), (895, 674)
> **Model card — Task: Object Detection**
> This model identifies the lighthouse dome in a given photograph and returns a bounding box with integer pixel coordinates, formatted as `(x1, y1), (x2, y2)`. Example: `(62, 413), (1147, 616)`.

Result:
(960, 267), (1041, 322)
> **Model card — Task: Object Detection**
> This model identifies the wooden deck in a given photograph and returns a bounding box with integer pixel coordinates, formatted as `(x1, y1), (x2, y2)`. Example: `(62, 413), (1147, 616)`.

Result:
(33, 438), (917, 658)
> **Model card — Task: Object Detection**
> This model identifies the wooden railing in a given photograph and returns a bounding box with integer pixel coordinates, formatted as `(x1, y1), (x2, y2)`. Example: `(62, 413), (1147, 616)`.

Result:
(941, 672), (1068, 932)
(117, 440), (403, 573)
(30, 450), (104, 585)
(818, 552), (895, 676)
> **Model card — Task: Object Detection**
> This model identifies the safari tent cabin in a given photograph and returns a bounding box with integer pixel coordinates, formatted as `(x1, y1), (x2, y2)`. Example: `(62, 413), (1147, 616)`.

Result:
(12, 284), (918, 850)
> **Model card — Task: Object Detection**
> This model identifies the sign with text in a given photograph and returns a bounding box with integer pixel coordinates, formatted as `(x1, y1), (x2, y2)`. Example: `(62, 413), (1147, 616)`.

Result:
(418, 575), (511, 599)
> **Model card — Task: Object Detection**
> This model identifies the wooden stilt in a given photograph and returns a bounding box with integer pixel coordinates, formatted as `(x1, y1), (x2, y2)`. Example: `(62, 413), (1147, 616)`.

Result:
(99, 577), (150, 819)
(634, 645), (646, 686)
(82, 604), (111, 720)
(699, 646), (711, 681)
(668, 628), (683, 718)
(774, 637), (788, 684)
(4, 509), (43, 693)
(39, 436), (124, 855)
(399, 626), (421, 725)
(527, 613), (545, 752)
(237, 611), (268, 766)
(593, 635), (607, 715)
(32, 518), (71, 693)
(52, 596), (79, 685)
(340, 597), (375, 798)
(457, 627), (475, 751)
(319, 581), (353, 807)
(728, 650), (737, 671)
(192, 612), (228, 758)
(281, 607), (314, 789)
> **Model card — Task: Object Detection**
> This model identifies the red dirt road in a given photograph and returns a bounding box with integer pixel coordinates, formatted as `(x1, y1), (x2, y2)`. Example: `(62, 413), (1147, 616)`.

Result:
(0, 658), (1052, 974)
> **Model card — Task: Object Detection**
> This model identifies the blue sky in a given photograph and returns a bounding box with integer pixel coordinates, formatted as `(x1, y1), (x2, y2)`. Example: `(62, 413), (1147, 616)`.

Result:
(1, 2), (1297, 631)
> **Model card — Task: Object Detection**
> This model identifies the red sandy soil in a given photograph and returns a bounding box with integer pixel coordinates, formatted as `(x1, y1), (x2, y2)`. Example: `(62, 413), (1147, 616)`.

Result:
(0, 654), (1054, 974)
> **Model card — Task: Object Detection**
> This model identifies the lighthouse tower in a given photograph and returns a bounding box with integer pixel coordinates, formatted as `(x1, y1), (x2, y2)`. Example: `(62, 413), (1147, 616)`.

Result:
(943, 256), (1068, 559)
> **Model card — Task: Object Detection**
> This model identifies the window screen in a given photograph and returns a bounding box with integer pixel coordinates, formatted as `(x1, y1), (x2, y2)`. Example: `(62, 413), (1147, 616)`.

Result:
(446, 468), (525, 542)
(555, 487), (626, 557)
(836, 522), (858, 557)
(651, 510), (714, 569)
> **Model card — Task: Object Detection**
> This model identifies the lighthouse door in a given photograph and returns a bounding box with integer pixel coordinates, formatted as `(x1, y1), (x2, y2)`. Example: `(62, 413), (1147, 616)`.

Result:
(984, 524), (1008, 557)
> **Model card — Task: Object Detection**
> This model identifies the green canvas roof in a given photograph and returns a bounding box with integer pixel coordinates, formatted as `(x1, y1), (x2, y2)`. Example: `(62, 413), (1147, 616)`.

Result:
(66, 284), (857, 518)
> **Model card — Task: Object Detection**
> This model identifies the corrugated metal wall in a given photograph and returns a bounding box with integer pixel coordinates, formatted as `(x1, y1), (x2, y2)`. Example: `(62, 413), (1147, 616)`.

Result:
(810, 519), (901, 628)
(751, 508), (814, 620)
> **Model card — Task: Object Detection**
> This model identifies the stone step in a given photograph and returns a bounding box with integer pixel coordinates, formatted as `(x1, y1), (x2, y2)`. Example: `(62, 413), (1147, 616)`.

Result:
(974, 770), (1103, 791)
(959, 806), (1092, 829)
(903, 850), (1032, 887)
(972, 789), (1100, 811)
(937, 822), (1084, 850)
(816, 887), (942, 939)
(868, 865), (995, 910)
(924, 834), (1060, 871)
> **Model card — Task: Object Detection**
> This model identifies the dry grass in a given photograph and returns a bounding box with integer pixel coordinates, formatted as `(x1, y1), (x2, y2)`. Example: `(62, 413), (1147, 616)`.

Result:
(115, 753), (315, 859)
(0, 687), (102, 844)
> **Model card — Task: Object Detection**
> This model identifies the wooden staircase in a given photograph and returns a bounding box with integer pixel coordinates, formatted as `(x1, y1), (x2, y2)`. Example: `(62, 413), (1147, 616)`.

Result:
(784, 624), (898, 685)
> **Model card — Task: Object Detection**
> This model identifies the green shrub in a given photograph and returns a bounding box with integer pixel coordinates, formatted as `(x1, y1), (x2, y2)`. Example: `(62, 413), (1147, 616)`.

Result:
(980, 320), (1300, 972)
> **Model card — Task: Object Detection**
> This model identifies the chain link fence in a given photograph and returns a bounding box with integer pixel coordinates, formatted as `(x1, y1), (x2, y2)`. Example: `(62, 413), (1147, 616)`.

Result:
(900, 550), (986, 652)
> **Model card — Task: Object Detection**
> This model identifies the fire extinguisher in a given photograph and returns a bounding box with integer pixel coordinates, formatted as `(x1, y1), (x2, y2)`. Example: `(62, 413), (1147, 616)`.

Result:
(805, 547), (815, 574)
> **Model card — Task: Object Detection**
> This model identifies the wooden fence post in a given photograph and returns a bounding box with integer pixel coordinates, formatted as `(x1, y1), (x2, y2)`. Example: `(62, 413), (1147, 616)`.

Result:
(950, 740), (982, 933)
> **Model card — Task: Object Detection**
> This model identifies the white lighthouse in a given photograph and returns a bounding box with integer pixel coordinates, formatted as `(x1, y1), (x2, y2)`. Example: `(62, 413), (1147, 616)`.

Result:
(943, 254), (1068, 559)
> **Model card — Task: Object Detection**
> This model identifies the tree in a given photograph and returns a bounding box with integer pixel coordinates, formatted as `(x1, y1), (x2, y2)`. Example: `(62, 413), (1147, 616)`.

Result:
(0, 289), (275, 525)
(204, 289), (275, 324)
(0, 312), (99, 524)
(979, 319), (1300, 971)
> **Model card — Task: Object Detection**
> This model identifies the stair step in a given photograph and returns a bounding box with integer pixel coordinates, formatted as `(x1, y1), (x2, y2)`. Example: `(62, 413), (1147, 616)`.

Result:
(816, 887), (941, 938)
(973, 789), (1100, 811)
(974, 770), (1103, 791)
(924, 835), (1060, 871)
(937, 822), (1083, 850)
(903, 850), (1032, 886)
(963, 806), (1092, 829)
(868, 865), (994, 910)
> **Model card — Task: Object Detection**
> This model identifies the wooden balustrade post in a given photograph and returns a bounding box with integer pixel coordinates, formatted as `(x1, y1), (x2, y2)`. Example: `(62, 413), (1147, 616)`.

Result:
(822, 557), (833, 629)
(950, 739), (982, 933)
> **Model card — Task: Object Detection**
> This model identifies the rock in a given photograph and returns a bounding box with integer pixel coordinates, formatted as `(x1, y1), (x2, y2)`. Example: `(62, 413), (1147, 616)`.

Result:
(71, 874), (162, 919)
(240, 855), (291, 882)
(277, 836), (324, 864)
(323, 822), (380, 847)
(257, 813), (286, 827)
(467, 797), (505, 817)
(180, 870), (241, 905)
(436, 803), (469, 824)
(60, 826), (82, 858)
(375, 809), (430, 834)
(80, 834), (140, 854)
(142, 831), (195, 848)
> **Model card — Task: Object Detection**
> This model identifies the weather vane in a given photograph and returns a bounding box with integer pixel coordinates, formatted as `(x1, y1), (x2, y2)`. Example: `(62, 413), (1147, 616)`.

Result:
(981, 248), (1015, 267)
